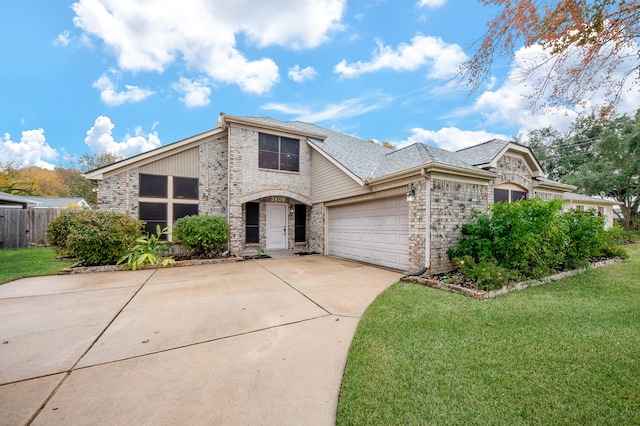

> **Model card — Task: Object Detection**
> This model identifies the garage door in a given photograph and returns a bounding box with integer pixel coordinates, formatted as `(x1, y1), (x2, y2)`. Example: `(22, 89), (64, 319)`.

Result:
(328, 197), (409, 270)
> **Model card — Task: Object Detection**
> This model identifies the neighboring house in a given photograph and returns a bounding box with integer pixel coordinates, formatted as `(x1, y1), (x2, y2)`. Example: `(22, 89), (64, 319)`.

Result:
(0, 193), (90, 210)
(0, 191), (38, 209)
(84, 114), (618, 273)
(562, 192), (620, 229)
(26, 196), (91, 210)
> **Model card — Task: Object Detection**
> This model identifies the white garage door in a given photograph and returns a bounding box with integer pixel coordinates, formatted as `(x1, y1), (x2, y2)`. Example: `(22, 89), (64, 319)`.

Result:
(328, 196), (409, 270)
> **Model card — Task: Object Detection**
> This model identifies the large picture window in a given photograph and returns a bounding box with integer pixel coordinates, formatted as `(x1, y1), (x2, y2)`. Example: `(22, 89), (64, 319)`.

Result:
(258, 133), (299, 172)
(138, 173), (199, 237)
(294, 204), (306, 243)
(245, 202), (260, 244)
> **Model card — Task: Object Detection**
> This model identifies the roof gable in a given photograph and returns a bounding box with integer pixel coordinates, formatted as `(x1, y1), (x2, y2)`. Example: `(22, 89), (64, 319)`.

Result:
(456, 139), (543, 177)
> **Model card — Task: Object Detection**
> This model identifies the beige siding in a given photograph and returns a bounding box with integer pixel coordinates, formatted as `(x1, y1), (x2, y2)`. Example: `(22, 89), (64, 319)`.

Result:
(139, 147), (199, 177)
(311, 150), (369, 203)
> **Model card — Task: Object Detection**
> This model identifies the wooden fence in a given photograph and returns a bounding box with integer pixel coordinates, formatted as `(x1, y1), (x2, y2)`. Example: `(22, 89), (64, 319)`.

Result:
(0, 208), (70, 249)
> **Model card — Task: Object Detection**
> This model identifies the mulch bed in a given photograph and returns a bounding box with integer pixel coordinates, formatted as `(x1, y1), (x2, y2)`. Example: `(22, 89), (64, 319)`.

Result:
(402, 258), (624, 300)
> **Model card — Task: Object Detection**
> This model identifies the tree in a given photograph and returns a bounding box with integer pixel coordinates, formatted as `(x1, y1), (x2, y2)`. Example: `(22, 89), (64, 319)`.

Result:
(520, 114), (602, 180)
(564, 109), (640, 229)
(56, 152), (124, 207)
(465, 0), (640, 111)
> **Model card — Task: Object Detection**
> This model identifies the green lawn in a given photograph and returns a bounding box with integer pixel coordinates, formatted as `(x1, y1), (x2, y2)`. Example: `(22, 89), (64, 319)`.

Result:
(337, 245), (640, 425)
(0, 248), (75, 284)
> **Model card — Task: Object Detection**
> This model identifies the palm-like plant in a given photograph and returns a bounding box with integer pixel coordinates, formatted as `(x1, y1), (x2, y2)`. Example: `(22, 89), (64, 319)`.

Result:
(118, 225), (175, 270)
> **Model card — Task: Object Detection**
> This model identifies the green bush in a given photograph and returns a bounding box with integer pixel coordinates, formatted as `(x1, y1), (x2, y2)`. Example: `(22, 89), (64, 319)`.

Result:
(561, 209), (609, 269)
(448, 198), (624, 284)
(453, 256), (510, 291)
(47, 211), (143, 266)
(172, 215), (230, 257)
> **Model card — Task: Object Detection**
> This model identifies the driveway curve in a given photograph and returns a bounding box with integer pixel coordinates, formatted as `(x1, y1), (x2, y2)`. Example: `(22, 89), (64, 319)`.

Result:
(0, 255), (401, 426)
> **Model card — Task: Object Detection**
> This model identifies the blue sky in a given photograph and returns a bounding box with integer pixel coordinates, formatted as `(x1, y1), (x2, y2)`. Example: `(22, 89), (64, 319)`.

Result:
(2, 0), (639, 170)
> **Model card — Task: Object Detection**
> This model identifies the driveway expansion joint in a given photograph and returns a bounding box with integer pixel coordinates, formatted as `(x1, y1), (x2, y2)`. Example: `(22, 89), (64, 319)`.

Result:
(25, 269), (159, 426)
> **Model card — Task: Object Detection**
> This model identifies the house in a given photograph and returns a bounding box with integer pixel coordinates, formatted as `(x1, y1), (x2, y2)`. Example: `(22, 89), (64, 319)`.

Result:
(0, 192), (91, 210)
(0, 191), (38, 209)
(84, 114), (618, 273)
(26, 196), (91, 210)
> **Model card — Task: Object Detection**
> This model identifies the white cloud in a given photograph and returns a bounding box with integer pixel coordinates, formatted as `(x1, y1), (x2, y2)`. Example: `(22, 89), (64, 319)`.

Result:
(468, 42), (640, 135)
(71, 0), (346, 95)
(173, 77), (211, 107)
(93, 74), (153, 106)
(397, 127), (510, 151)
(53, 30), (71, 47)
(262, 93), (393, 122)
(288, 65), (318, 83)
(417, 0), (447, 8)
(84, 116), (161, 157)
(1, 130), (58, 170)
(335, 34), (467, 80)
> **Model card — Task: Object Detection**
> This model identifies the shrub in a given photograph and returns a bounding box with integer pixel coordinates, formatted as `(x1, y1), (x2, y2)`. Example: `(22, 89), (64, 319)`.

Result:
(453, 256), (510, 291)
(172, 215), (230, 257)
(47, 211), (143, 266)
(448, 198), (565, 278)
(118, 225), (175, 270)
(448, 199), (628, 286)
(561, 208), (609, 269)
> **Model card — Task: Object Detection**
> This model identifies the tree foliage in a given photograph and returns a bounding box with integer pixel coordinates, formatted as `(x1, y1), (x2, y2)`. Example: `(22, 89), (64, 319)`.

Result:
(466, 0), (640, 111)
(0, 152), (122, 207)
(523, 108), (640, 229)
(564, 109), (640, 228)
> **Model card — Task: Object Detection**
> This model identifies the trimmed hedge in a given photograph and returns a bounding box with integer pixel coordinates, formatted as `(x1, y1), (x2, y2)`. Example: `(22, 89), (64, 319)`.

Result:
(172, 215), (230, 257)
(46, 211), (143, 266)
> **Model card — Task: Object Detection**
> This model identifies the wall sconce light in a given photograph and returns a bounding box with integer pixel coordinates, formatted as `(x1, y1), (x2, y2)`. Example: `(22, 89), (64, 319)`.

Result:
(289, 205), (295, 214)
(406, 184), (416, 203)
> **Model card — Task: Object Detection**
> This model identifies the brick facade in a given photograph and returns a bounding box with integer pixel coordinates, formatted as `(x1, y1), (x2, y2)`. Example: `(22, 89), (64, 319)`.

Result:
(97, 169), (139, 216)
(408, 179), (427, 271)
(198, 139), (228, 217)
(227, 125), (312, 254)
(429, 178), (489, 273)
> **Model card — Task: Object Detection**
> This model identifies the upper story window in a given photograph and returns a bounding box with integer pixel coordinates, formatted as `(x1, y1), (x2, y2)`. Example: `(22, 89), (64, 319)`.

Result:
(258, 133), (299, 172)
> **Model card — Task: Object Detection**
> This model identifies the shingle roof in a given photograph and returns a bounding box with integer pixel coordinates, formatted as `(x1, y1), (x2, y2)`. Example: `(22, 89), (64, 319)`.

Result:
(0, 191), (37, 207)
(369, 143), (483, 178)
(27, 196), (89, 208)
(455, 139), (511, 166)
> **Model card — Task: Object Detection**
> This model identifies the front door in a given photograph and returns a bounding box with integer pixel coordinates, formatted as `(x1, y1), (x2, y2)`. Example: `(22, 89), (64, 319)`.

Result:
(266, 204), (287, 249)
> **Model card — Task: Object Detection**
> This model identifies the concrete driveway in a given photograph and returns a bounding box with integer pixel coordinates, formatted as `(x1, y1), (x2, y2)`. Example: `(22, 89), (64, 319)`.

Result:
(0, 255), (401, 426)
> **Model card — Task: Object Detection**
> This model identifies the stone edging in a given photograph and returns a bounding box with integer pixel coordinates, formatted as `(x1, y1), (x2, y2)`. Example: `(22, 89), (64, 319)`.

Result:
(401, 258), (624, 300)
(59, 257), (245, 275)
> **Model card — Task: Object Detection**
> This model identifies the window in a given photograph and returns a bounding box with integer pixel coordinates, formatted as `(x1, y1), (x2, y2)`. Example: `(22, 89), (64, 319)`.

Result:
(140, 174), (167, 198)
(511, 190), (527, 202)
(139, 202), (167, 235)
(245, 202), (260, 244)
(494, 187), (528, 203)
(258, 133), (299, 172)
(494, 189), (509, 203)
(173, 203), (198, 220)
(138, 173), (199, 238)
(294, 204), (306, 243)
(173, 177), (198, 199)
